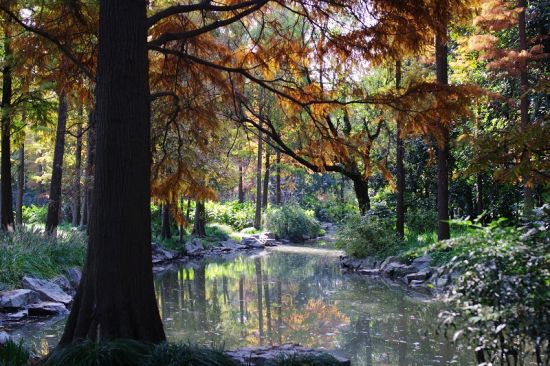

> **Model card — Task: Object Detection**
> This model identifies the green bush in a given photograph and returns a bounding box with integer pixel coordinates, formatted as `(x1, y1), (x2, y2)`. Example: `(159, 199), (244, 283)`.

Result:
(0, 227), (86, 289)
(21, 204), (48, 224)
(0, 340), (30, 366)
(405, 208), (437, 233)
(335, 214), (400, 259)
(439, 206), (550, 365)
(309, 201), (359, 223)
(264, 205), (322, 241)
(206, 201), (255, 231)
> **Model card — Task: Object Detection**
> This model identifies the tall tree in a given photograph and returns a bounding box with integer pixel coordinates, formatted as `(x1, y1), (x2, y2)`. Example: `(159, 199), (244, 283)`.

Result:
(275, 151), (281, 205)
(80, 110), (95, 229)
(262, 139), (270, 208)
(59, 0), (165, 344)
(238, 165), (245, 203)
(395, 60), (405, 239)
(45, 92), (68, 235)
(72, 108), (83, 226)
(192, 201), (206, 237)
(1, 29), (14, 231)
(16, 144), (24, 226)
(254, 120), (263, 229)
(161, 203), (172, 240)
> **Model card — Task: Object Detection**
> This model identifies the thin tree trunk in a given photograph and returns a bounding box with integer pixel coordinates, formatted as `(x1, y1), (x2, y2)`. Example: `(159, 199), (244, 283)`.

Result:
(476, 174), (484, 217)
(352, 177), (370, 215)
(340, 175), (345, 201)
(395, 60), (405, 239)
(178, 197), (184, 243)
(16, 144), (24, 226)
(262, 140), (270, 209)
(518, 0), (533, 211)
(185, 198), (191, 223)
(192, 201), (206, 237)
(1, 34), (14, 231)
(436, 25), (450, 240)
(80, 109), (95, 229)
(72, 109), (83, 226)
(45, 93), (68, 235)
(275, 151), (281, 205)
(254, 121), (263, 229)
(238, 165), (245, 203)
(59, 0), (165, 344)
(161, 203), (171, 239)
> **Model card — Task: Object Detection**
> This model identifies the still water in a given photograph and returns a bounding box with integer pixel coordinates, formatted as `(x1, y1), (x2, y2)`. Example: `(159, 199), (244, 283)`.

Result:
(10, 246), (472, 365)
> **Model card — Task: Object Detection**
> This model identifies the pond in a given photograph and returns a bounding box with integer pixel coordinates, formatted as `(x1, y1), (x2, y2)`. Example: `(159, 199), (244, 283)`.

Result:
(9, 246), (473, 365)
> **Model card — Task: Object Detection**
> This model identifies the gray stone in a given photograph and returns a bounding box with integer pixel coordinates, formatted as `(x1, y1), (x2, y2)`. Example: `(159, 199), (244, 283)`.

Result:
(410, 280), (427, 287)
(53, 275), (74, 296)
(225, 344), (350, 366)
(261, 231), (276, 240)
(220, 240), (239, 250)
(65, 267), (82, 289)
(152, 243), (179, 263)
(380, 256), (403, 271)
(6, 309), (28, 321)
(341, 258), (364, 270)
(434, 275), (449, 287)
(382, 262), (416, 278)
(241, 237), (264, 248)
(184, 239), (204, 255)
(410, 255), (432, 271)
(358, 268), (380, 276)
(262, 238), (278, 247)
(361, 257), (379, 269)
(26, 302), (69, 316)
(0, 289), (39, 309)
(22, 276), (72, 305)
(0, 331), (10, 345)
(405, 271), (431, 283)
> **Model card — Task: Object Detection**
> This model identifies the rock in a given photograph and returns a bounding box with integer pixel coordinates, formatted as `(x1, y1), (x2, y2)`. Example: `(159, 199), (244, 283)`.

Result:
(381, 262), (416, 278)
(434, 275), (449, 287)
(65, 267), (82, 289)
(261, 231), (276, 240)
(410, 255), (432, 271)
(184, 239), (204, 256)
(225, 344), (350, 366)
(0, 331), (10, 345)
(405, 271), (431, 283)
(6, 309), (28, 321)
(0, 289), (39, 309)
(410, 280), (427, 287)
(341, 257), (364, 270)
(53, 275), (74, 296)
(241, 237), (264, 248)
(220, 240), (239, 250)
(380, 256), (403, 271)
(358, 268), (380, 276)
(152, 243), (180, 263)
(26, 302), (69, 316)
(22, 276), (72, 305)
(262, 238), (278, 247)
(361, 257), (380, 269)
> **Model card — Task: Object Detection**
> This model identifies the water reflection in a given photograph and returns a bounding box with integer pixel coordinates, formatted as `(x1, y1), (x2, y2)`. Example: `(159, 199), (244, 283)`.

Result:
(9, 247), (472, 365)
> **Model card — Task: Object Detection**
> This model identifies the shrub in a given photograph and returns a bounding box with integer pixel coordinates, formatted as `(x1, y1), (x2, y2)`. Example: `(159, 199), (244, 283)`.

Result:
(439, 206), (550, 365)
(264, 205), (322, 241)
(309, 201), (359, 223)
(0, 227), (86, 289)
(405, 208), (437, 233)
(21, 205), (48, 225)
(0, 340), (30, 366)
(206, 201), (255, 231)
(335, 214), (400, 259)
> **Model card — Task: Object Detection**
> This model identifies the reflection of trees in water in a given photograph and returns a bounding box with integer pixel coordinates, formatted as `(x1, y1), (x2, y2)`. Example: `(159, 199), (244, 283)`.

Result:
(255, 257), (264, 345)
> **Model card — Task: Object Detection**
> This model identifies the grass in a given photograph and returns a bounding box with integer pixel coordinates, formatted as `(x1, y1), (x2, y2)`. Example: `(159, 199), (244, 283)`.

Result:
(0, 340), (30, 366)
(0, 226), (86, 289)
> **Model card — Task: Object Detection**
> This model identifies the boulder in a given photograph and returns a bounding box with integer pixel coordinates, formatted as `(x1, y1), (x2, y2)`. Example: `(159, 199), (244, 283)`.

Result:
(6, 309), (28, 321)
(405, 271), (431, 283)
(152, 243), (179, 263)
(262, 238), (278, 247)
(380, 256), (403, 271)
(0, 331), (10, 345)
(65, 267), (82, 289)
(26, 302), (69, 316)
(382, 263), (416, 278)
(0, 289), (39, 309)
(241, 237), (264, 248)
(410, 255), (432, 272)
(361, 257), (380, 269)
(340, 257), (364, 270)
(220, 240), (239, 250)
(261, 232), (276, 240)
(22, 276), (72, 305)
(184, 239), (204, 256)
(358, 268), (380, 276)
(53, 275), (74, 296)
(225, 344), (350, 366)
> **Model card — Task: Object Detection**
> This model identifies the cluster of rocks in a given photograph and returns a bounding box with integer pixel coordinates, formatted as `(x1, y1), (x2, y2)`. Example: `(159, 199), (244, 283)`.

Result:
(225, 344), (350, 365)
(0, 269), (81, 323)
(182, 232), (279, 257)
(341, 254), (456, 293)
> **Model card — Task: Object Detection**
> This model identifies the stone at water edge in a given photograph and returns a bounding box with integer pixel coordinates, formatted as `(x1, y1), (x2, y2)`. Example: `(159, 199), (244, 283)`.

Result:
(0, 331), (10, 345)
(380, 256), (403, 271)
(65, 267), (82, 289)
(185, 239), (204, 255)
(410, 255), (432, 272)
(52, 275), (74, 296)
(261, 231), (276, 240)
(358, 268), (380, 276)
(6, 309), (28, 321)
(26, 302), (69, 316)
(0, 289), (39, 309)
(21, 276), (72, 305)
(405, 271), (431, 283)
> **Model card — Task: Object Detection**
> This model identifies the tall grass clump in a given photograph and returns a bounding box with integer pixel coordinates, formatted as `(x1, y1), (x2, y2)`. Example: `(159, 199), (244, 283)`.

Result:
(0, 227), (86, 289)
(0, 340), (30, 366)
(264, 205), (322, 241)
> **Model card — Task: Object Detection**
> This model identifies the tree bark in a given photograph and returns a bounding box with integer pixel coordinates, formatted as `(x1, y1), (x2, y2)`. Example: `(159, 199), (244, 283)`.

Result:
(161, 203), (171, 239)
(476, 173), (483, 217)
(192, 201), (207, 237)
(262, 140), (270, 209)
(1, 34), (14, 231)
(436, 28), (450, 240)
(275, 151), (281, 205)
(352, 177), (370, 215)
(254, 121), (263, 229)
(80, 109), (96, 229)
(395, 60), (405, 239)
(45, 93), (68, 235)
(238, 165), (245, 203)
(517, 0), (533, 211)
(72, 109), (83, 226)
(16, 144), (24, 226)
(59, 0), (165, 344)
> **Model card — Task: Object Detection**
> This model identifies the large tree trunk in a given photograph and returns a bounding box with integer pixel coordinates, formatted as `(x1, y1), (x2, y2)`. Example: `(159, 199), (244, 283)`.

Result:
(262, 140), (270, 209)
(16, 144), (24, 226)
(395, 60), (405, 239)
(254, 121), (263, 229)
(275, 151), (281, 205)
(352, 177), (370, 215)
(59, 0), (165, 344)
(161, 203), (171, 239)
(72, 110), (83, 226)
(192, 201), (207, 237)
(80, 111), (96, 229)
(518, 0), (533, 211)
(238, 165), (245, 203)
(45, 93), (68, 235)
(436, 27), (450, 240)
(1, 35), (14, 231)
